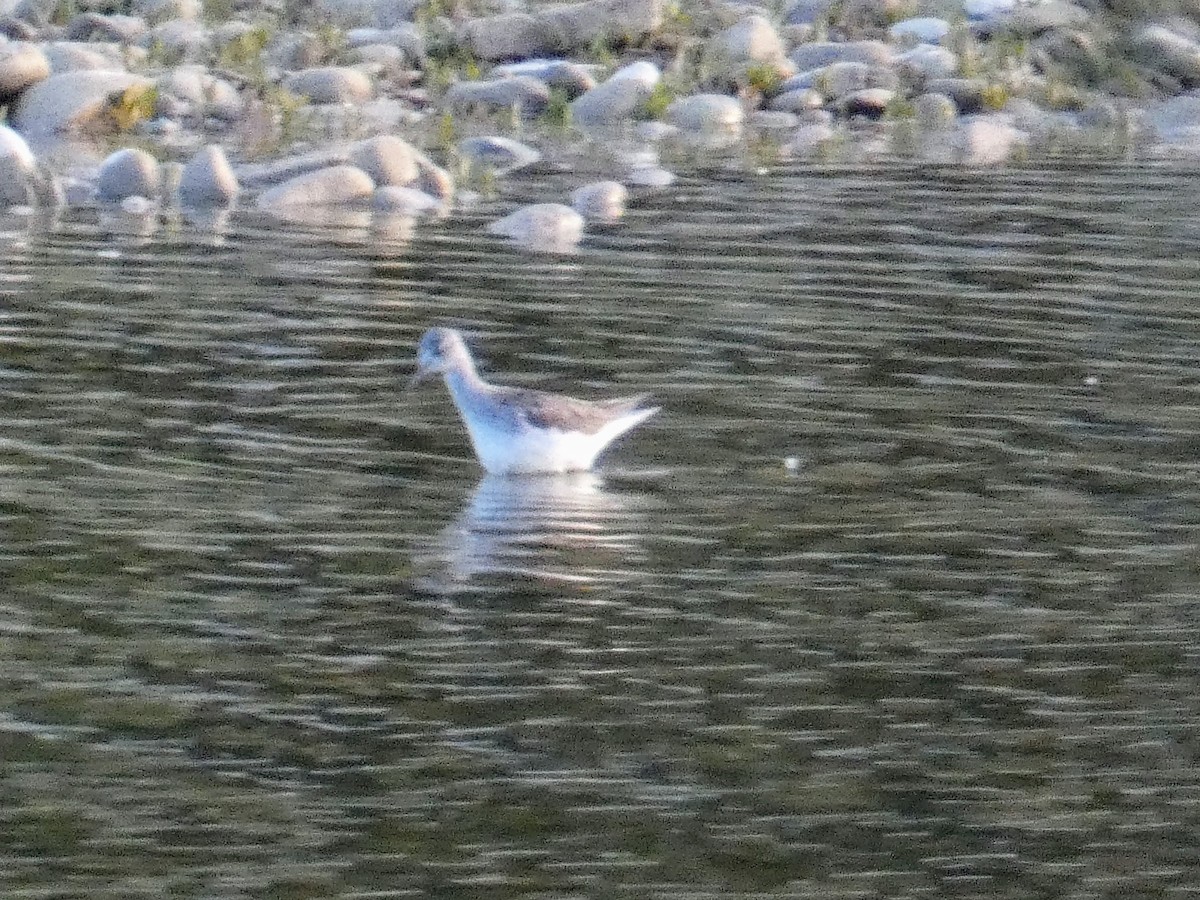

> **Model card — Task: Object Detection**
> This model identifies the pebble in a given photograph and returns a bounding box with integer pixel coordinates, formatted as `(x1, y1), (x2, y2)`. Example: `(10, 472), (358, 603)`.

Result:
(97, 147), (161, 201)
(0, 42), (50, 104)
(256, 165), (375, 212)
(349, 134), (420, 187)
(487, 202), (584, 252)
(666, 93), (744, 131)
(458, 136), (541, 174)
(571, 60), (660, 125)
(447, 76), (550, 117)
(570, 180), (627, 222)
(179, 145), (238, 206)
(372, 185), (443, 215)
(284, 66), (374, 104)
(12, 70), (155, 136)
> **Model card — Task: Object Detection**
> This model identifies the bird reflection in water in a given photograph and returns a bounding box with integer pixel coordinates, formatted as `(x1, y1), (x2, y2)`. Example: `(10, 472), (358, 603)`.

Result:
(417, 472), (647, 591)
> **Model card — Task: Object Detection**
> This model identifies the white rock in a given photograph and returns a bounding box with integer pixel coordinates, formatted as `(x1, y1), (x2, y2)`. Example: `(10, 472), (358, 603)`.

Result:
(43, 42), (119, 73)
(121, 195), (155, 214)
(665, 93), (744, 131)
(543, 0), (664, 50)
(12, 70), (156, 136)
(1131, 25), (1200, 82)
(889, 17), (950, 44)
(787, 122), (837, 154)
(964, 0), (1016, 22)
(492, 58), (598, 97)
(284, 66), (373, 104)
(0, 124), (37, 206)
(626, 165), (675, 187)
(98, 147), (160, 201)
(898, 44), (958, 79)
(711, 14), (788, 66)
(349, 134), (420, 187)
(458, 136), (540, 173)
(570, 180), (626, 222)
(256, 165), (375, 211)
(571, 61), (661, 125)
(487, 203), (584, 251)
(372, 185), (442, 214)
(179, 144), (238, 206)
(791, 40), (893, 70)
(461, 13), (558, 62)
(447, 76), (550, 117)
(0, 42), (50, 102)
(955, 115), (1025, 165)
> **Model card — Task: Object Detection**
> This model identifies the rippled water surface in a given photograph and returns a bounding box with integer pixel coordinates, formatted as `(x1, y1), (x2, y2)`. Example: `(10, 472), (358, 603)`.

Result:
(3, 164), (1200, 899)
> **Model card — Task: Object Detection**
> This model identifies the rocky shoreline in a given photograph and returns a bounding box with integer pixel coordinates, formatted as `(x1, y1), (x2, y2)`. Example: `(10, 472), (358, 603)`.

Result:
(0, 0), (1198, 250)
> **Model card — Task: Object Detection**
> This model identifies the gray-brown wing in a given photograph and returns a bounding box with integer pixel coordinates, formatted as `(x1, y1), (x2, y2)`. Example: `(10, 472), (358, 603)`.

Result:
(496, 387), (654, 435)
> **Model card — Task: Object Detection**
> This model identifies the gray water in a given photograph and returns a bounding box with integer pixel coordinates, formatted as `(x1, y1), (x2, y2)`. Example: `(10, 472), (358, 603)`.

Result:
(2, 163), (1200, 899)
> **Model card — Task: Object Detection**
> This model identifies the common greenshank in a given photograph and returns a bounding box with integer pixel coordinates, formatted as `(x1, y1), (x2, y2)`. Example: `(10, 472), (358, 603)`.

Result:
(411, 327), (658, 475)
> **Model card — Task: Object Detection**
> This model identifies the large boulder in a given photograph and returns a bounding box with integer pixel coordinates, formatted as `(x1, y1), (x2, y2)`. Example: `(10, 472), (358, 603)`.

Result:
(11, 70), (155, 136)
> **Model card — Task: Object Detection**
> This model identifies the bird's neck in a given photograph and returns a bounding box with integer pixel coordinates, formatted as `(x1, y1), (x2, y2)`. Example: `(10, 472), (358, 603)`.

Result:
(444, 355), (485, 397)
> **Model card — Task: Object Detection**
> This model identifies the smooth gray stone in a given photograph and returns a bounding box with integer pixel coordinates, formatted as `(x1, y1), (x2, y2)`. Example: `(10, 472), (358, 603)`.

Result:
(458, 135), (541, 173)
(348, 134), (420, 187)
(954, 114), (1026, 165)
(768, 87), (823, 113)
(570, 180), (626, 222)
(785, 0), (836, 24)
(0, 42), (49, 103)
(817, 62), (899, 99)
(134, 0), (201, 25)
(897, 44), (958, 79)
(460, 13), (559, 62)
(915, 91), (959, 127)
(710, 14), (788, 65)
(543, 0), (663, 50)
(65, 12), (148, 42)
(43, 42), (119, 72)
(889, 16), (950, 44)
(236, 149), (351, 188)
(137, 18), (210, 59)
(492, 59), (597, 98)
(372, 185), (442, 214)
(256, 165), (375, 210)
(11, 70), (154, 136)
(570, 61), (660, 124)
(791, 40), (893, 70)
(447, 76), (550, 117)
(1131, 25), (1200, 82)
(925, 77), (989, 114)
(179, 145), (238, 206)
(665, 93), (744, 131)
(487, 202), (584, 251)
(284, 66), (373, 104)
(97, 147), (160, 201)
(839, 87), (892, 118)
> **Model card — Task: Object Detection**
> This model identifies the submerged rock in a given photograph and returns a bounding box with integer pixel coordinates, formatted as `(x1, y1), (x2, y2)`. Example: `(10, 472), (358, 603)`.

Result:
(256, 165), (375, 211)
(458, 135), (541, 174)
(570, 180), (626, 222)
(488, 202), (584, 251)
(666, 93), (744, 131)
(349, 134), (420, 187)
(97, 147), (160, 201)
(373, 185), (443, 214)
(179, 145), (238, 206)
